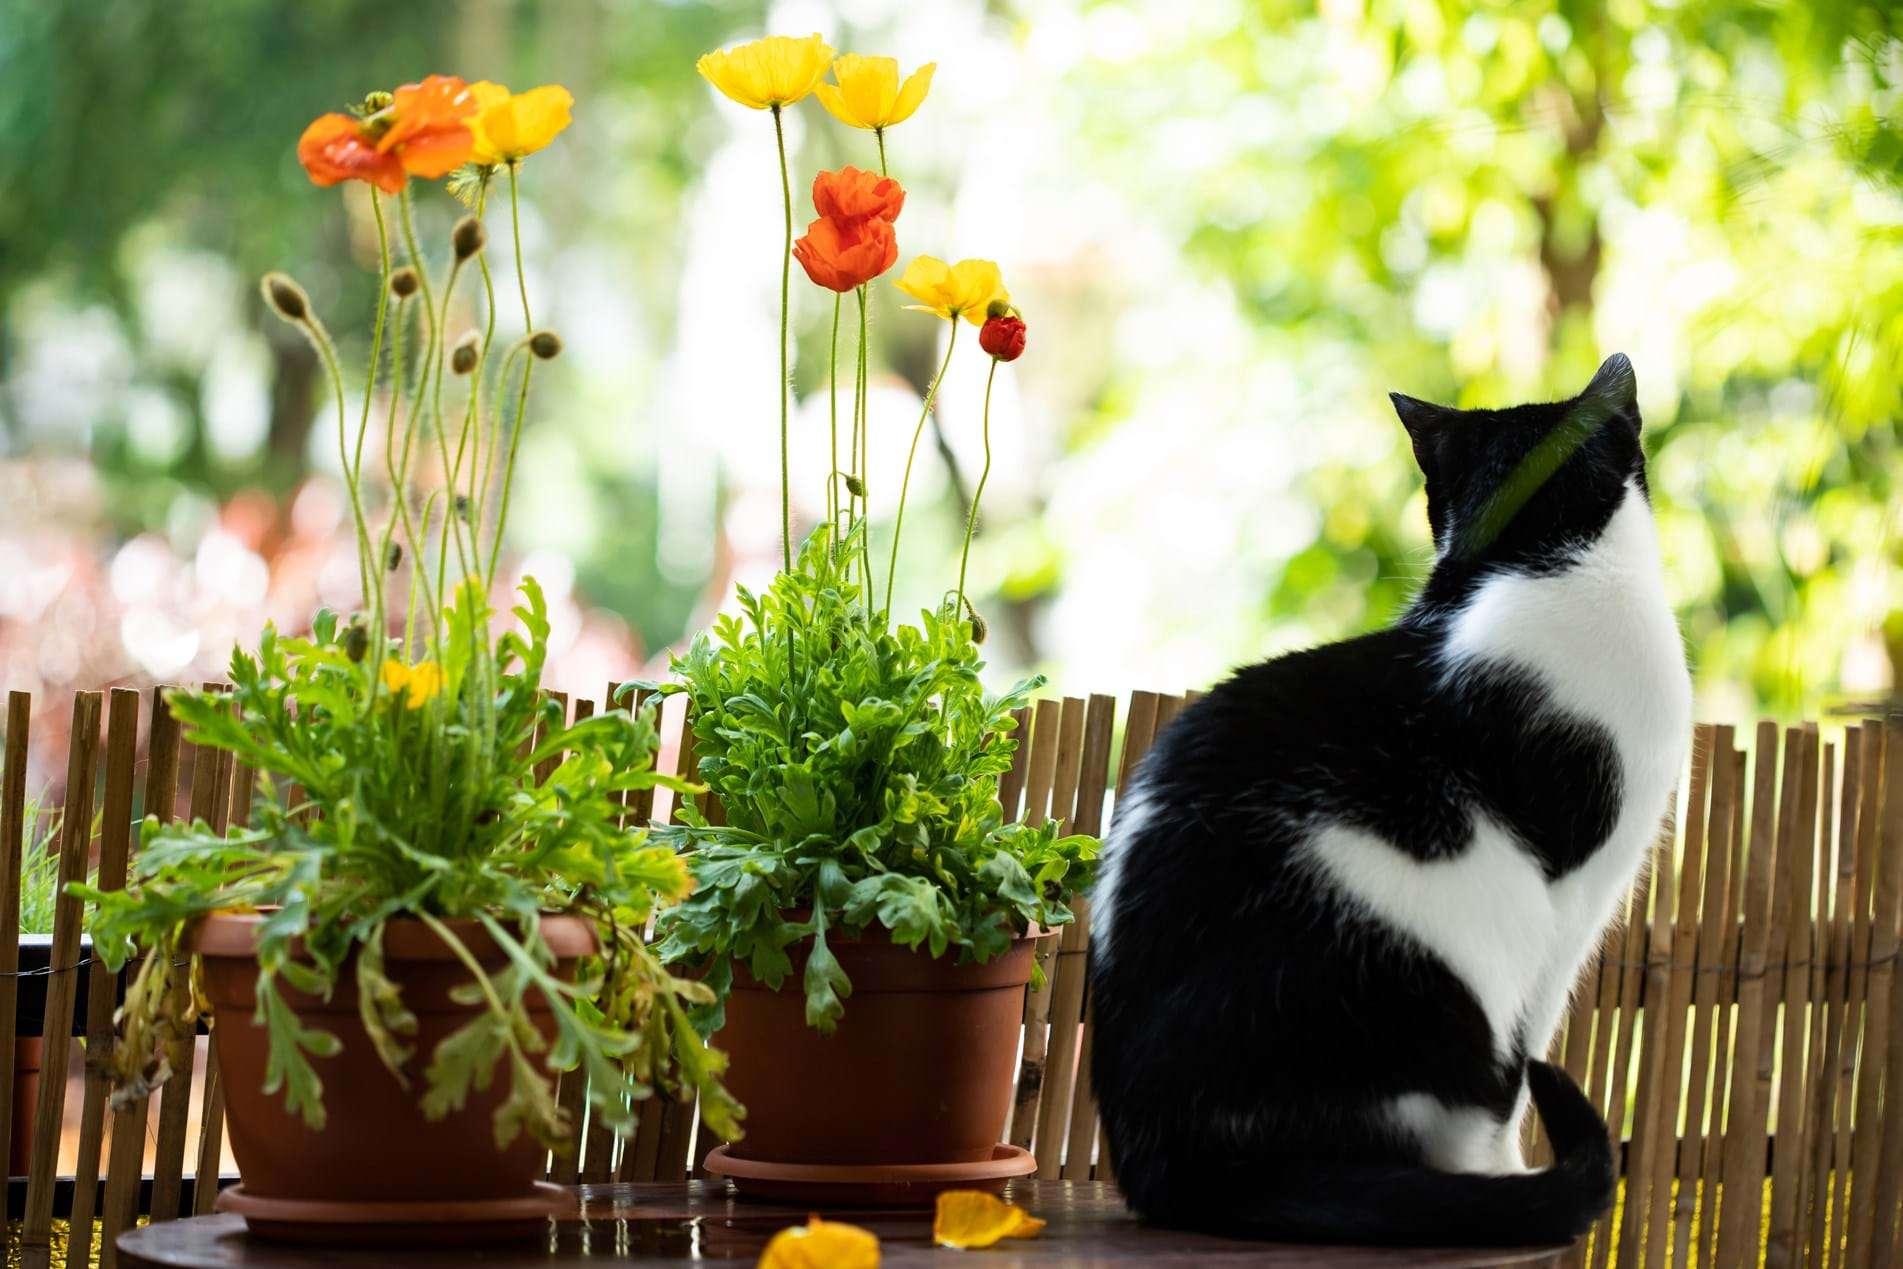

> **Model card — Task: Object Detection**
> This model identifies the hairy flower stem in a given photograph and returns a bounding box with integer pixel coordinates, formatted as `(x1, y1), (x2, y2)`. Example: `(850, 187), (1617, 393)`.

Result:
(454, 174), (498, 545)
(487, 164), (540, 589)
(772, 103), (794, 573)
(357, 196), (394, 490)
(956, 358), (999, 616)
(876, 127), (888, 177)
(885, 321), (958, 617)
(829, 292), (840, 533)
(304, 312), (373, 606)
(855, 286), (873, 606)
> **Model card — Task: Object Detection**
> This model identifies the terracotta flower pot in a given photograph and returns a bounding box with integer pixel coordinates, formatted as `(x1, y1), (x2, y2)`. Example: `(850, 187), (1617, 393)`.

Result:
(192, 912), (594, 1243)
(9, 1036), (41, 1178)
(704, 923), (1049, 1204)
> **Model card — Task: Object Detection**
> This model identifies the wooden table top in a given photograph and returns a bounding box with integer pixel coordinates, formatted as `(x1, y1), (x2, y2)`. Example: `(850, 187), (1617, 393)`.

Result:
(118, 1180), (1570, 1266)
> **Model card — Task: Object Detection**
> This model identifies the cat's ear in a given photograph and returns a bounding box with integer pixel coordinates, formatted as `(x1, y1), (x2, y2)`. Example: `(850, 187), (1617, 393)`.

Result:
(1580, 353), (1638, 422)
(1390, 392), (1454, 475)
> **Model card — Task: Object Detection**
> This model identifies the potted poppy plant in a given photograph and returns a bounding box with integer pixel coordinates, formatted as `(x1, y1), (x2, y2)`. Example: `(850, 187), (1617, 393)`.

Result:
(79, 76), (738, 1243)
(637, 36), (1094, 1203)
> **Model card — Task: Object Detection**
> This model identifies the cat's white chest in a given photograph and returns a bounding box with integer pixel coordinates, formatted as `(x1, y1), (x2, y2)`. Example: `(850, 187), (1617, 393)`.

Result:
(1443, 482), (1691, 1048)
(1315, 484), (1690, 1063)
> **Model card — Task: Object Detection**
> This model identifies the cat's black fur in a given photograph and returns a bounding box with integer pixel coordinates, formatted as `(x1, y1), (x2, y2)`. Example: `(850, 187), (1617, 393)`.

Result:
(1088, 355), (1654, 1248)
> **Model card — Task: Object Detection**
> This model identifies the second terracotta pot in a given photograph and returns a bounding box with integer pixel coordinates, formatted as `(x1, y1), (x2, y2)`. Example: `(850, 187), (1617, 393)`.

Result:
(717, 925), (1048, 1167)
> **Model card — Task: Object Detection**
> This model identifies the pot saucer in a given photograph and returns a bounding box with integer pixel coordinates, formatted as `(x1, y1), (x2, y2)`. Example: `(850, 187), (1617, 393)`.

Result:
(215, 1180), (573, 1245)
(703, 1142), (1036, 1206)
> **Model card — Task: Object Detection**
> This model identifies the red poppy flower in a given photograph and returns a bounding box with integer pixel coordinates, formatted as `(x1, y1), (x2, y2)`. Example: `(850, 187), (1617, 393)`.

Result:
(793, 215), (899, 293)
(812, 167), (905, 225)
(297, 75), (477, 193)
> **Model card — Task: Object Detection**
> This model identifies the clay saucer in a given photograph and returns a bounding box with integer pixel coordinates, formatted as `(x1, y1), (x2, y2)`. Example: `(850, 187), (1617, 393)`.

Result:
(702, 1142), (1036, 1205)
(214, 1180), (573, 1245)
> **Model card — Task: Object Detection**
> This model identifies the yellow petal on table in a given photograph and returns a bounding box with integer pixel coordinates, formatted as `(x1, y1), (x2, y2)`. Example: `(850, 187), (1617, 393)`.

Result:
(757, 1216), (879, 1268)
(933, 1190), (1047, 1249)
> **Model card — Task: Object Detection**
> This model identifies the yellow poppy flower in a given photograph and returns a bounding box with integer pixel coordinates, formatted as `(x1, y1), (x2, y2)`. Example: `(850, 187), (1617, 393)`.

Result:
(468, 82), (574, 166)
(381, 659), (445, 708)
(932, 1190), (1046, 1248)
(757, 1215), (879, 1268)
(696, 34), (836, 110)
(893, 256), (1008, 325)
(814, 54), (935, 130)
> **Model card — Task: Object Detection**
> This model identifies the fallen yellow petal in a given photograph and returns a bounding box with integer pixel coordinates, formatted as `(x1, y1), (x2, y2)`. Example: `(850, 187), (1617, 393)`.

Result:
(757, 1215), (879, 1268)
(933, 1190), (1046, 1249)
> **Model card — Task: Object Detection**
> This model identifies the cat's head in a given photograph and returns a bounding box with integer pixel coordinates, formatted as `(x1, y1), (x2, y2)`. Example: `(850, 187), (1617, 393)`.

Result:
(1389, 353), (1644, 567)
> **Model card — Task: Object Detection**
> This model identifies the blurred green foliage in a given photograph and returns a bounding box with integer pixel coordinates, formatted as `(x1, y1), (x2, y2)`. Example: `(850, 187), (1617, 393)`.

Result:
(1, 0), (1898, 712)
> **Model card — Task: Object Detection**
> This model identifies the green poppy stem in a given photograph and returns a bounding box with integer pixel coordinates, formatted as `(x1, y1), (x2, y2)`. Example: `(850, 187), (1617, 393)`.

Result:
(828, 292), (840, 532)
(772, 103), (793, 574)
(885, 320), (958, 618)
(956, 357), (998, 617)
(855, 285), (873, 607)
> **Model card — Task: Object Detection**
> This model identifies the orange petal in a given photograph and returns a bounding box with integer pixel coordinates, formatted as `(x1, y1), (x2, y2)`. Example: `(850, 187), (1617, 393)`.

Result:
(933, 1190), (1046, 1248)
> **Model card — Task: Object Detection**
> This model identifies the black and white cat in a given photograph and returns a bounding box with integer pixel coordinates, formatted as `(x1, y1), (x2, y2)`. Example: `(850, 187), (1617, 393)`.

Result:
(1088, 354), (1690, 1247)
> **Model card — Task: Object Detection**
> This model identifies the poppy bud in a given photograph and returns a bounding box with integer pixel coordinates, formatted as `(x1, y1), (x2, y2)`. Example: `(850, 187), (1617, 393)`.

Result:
(389, 267), (421, 299)
(387, 542), (404, 572)
(343, 617), (369, 663)
(529, 331), (563, 360)
(452, 215), (486, 262)
(965, 600), (989, 645)
(986, 299), (1016, 320)
(451, 332), (480, 375)
(362, 90), (394, 113)
(453, 493), (471, 522)
(844, 474), (866, 498)
(979, 315), (1026, 363)
(262, 273), (310, 322)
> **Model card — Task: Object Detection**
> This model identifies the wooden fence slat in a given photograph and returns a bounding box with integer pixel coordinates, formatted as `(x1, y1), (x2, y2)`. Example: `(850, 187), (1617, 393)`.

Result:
(1035, 696), (1112, 1177)
(1806, 728), (1859, 1268)
(21, 691), (103, 1267)
(1585, 867), (1656, 1269)
(1846, 721), (1898, 1264)
(1713, 722), (1784, 1267)
(101, 687), (183, 1266)
(1672, 729), (1738, 1267)
(997, 705), (1034, 825)
(1870, 720), (1903, 1268)
(189, 730), (239, 1216)
(0, 692), (30, 1191)
(150, 721), (227, 1222)
(1695, 747), (1748, 1265)
(67, 689), (143, 1250)
(1767, 727), (1819, 1269)
(1630, 724), (1713, 1269)
(1010, 697), (1072, 1153)
(1830, 725), (1883, 1265)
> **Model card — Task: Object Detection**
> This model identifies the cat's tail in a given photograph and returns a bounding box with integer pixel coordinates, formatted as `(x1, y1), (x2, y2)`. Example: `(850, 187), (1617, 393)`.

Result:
(1131, 1061), (1615, 1248)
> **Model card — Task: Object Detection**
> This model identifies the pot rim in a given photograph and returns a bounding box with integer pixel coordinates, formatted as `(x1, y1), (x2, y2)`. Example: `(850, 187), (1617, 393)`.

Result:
(190, 911), (597, 961)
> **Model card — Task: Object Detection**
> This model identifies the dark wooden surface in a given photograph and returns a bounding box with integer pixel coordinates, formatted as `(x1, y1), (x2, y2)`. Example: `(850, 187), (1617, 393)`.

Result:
(118, 1180), (1570, 1266)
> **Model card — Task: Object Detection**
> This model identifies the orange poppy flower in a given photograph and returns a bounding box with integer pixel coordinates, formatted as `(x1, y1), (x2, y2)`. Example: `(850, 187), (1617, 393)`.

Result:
(297, 75), (477, 193)
(812, 167), (904, 226)
(793, 215), (898, 292)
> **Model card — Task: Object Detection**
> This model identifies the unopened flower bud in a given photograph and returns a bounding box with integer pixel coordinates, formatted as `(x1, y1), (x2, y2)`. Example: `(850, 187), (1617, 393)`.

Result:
(362, 90), (394, 113)
(452, 215), (486, 262)
(389, 267), (420, 299)
(343, 617), (369, 663)
(986, 299), (1017, 320)
(980, 315), (1026, 363)
(529, 331), (563, 360)
(844, 474), (866, 498)
(387, 542), (404, 572)
(451, 332), (480, 375)
(965, 600), (989, 645)
(453, 494), (471, 522)
(261, 273), (310, 322)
